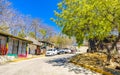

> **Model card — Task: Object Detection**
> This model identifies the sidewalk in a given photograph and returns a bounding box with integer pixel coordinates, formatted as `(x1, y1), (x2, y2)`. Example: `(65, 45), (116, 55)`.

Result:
(10, 54), (45, 62)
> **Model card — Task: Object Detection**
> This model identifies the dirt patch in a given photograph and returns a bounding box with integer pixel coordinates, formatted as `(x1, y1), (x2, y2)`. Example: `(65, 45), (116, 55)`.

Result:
(69, 53), (120, 75)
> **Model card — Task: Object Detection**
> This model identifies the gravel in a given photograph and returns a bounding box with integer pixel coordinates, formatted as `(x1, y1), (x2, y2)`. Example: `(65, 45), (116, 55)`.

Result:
(0, 56), (15, 64)
(47, 55), (101, 75)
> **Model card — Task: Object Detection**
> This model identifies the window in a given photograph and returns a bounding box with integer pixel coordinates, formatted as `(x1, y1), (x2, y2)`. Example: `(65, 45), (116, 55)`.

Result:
(21, 42), (26, 54)
(12, 39), (18, 54)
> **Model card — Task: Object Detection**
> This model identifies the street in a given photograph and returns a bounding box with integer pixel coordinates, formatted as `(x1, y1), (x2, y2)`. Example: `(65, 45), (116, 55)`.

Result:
(0, 54), (99, 75)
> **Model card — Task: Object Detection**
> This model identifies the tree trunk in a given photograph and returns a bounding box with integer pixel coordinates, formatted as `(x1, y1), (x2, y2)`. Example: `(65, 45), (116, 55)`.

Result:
(115, 44), (118, 52)
(105, 33), (120, 62)
(88, 39), (97, 53)
(104, 45), (111, 62)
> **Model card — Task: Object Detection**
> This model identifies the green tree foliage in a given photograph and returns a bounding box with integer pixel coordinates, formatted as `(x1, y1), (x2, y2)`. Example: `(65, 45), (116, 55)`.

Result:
(39, 29), (47, 40)
(17, 29), (26, 38)
(52, 0), (120, 62)
(28, 32), (36, 39)
(0, 24), (9, 33)
(52, 0), (120, 46)
(49, 34), (74, 48)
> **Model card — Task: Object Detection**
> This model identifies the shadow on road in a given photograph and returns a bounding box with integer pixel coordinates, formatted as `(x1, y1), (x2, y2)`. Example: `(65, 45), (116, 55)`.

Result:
(46, 57), (93, 75)
(46, 57), (68, 66)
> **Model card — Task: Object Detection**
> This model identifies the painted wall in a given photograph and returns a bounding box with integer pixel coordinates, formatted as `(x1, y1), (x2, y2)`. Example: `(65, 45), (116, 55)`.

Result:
(8, 38), (13, 54)
(0, 35), (30, 57)
(28, 44), (36, 55)
(18, 40), (22, 55)
(12, 39), (18, 54)
(21, 42), (27, 55)
(0, 35), (7, 46)
(0, 35), (7, 55)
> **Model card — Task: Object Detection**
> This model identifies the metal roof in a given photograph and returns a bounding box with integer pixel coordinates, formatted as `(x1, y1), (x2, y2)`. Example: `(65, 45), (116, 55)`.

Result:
(25, 37), (41, 46)
(0, 32), (33, 43)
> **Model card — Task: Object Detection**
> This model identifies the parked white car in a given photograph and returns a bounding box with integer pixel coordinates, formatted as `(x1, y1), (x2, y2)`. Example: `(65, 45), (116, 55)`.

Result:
(63, 49), (71, 54)
(45, 49), (57, 56)
(52, 49), (58, 55)
(65, 49), (71, 53)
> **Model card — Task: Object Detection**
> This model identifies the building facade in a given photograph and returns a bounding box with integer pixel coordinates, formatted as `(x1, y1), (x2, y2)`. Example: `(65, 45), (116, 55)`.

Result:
(0, 32), (32, 57)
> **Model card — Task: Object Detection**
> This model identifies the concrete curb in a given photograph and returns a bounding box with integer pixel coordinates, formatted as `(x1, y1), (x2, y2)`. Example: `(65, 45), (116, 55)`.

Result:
(10, 55), (45, 62)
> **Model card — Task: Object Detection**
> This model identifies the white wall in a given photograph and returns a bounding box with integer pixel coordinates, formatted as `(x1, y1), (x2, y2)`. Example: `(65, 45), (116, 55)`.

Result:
(28, 44), (36, 55)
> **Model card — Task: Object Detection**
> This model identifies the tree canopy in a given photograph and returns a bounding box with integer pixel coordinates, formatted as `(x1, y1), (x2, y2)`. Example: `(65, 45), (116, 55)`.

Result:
(49, 34), (74, 48)
(39, 29), (47, 40)
(52, 0), (120, 45)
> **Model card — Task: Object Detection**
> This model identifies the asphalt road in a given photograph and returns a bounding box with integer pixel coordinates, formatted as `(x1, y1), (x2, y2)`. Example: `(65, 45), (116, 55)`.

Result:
(0, 54), (100, 75)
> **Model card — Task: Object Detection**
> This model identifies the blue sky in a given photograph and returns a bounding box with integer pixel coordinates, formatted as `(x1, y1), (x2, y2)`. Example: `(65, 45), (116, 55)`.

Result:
(9, 0), (61, 33)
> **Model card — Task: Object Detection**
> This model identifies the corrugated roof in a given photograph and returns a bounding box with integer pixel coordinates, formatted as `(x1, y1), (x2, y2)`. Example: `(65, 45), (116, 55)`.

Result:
(39, 41), (54, 45)
(0, 32), (33, 43)
(25, 37), (41, 46)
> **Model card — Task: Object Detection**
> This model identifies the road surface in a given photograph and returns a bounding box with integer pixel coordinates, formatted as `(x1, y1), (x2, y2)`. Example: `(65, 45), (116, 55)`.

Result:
(0, 54), (100, 75)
